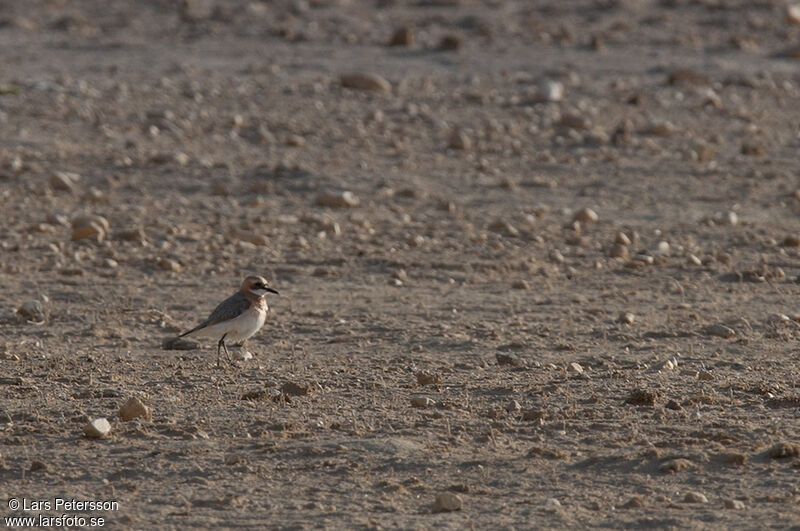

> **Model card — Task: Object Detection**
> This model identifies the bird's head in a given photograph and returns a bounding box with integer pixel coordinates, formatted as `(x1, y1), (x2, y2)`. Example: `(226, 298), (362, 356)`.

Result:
(242, 275), (279, 298)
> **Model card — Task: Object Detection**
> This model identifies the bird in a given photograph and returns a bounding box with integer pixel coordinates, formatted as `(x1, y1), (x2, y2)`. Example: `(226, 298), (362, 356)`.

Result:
(178, 275), (279, 366)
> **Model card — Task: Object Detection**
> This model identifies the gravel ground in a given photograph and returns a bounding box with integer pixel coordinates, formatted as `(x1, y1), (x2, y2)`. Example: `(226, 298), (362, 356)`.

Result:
(3, 1), (800, 528)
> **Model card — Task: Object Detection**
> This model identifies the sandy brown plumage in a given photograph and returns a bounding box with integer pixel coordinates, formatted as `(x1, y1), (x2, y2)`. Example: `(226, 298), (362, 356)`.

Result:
(178, 275), (278, 366)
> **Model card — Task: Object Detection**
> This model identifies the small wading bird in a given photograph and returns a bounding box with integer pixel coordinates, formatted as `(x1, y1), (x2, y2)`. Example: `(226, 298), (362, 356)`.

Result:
(178, 275), (278, 366)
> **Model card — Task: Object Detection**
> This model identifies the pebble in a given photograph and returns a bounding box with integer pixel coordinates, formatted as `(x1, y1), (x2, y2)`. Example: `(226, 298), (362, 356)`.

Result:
(281, 381), (312, 396)
(720, 211), (738, 226)
(83, 418), (111, 439)
(660, 458), (691, 473)
(119, 227), (146, 244)
(433, 492), (462, 512)
(439, 35), (463, 51)
(17, 300), (45, 322)
(411, 396), (435, 408)
(389, 27), (413, 47)
(559, 114), (591, 130)
(626, 389), (657, 406)
(72, 214), (110, 233)
(621, 496), (645, 508)
(615, 232), (631, 246)
(285, 134), (305, 147)
(587, 500), (603, 511)
(235, 231), (269, 247)
(684, 491), (708, 504)
(659, 358), (678, 371)
(511, 280), (530, 290)
(119, 397), (152, 422)
(71, 214), (109, 243)
(722, 452), (747, 466)
(667, 69), (710, 86)
(315, 191), (359, 208)
(741, 143), (764, 157)
(569, 362), (584, 374)
(609, 244), (629, 259)
(415, 371), (442, 385)
(488, 219), (519, 237)
(789, 4), (800, 25)
(391, 269), (409, 283)
(767, 442), (800, 458)
(782, 235), (800, 247)
(544, 498), (561, 508)
(645, 120), (676, 136)
(448, 129), (472, 150)
(705, 324), (735, 338)
(522, 408), (546, 422)
(162, 336), (199, 350)
(725, 500), (745, 511)
(30, 460), (49, 472)
(572, 207), (598, 224)
(618, 312), (635, 325)
(688, 254), (703, 266)
(181, 0), (214, 21)
(50, 171), (80, 192)
(698, 370), (714, 381)
(71, 222), (105, 243)
(537, 80), (564, 102)
(340, 73), (391, 93)
(234, 349), (253, 361)
(496, 353), (524, 367)
(157, 257), (182, 272)
(549, 249), (565, 263)
(724, 499), (746, 510)
(506, 400), (522, 413)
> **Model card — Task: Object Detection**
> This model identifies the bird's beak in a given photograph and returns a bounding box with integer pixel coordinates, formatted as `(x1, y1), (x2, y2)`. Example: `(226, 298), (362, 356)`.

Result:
(266, 287), (279, 295)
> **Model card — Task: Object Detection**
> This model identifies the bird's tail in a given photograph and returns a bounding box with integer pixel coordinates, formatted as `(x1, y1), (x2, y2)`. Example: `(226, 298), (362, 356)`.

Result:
(178, 323), (206, 338)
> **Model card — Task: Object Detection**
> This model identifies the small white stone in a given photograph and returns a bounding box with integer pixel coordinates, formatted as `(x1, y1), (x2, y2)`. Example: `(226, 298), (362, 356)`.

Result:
(119, 397), (152, 422)
(655, 241), (670, 255)
(569, 362), (584, 374)
(545, 498), (561, 507)
(537, 80), (564, 102)
(787, 4), (800, 25)
(234, 350), (253, 361)
(572, 207), (598, 224)
(84, 418), (111, 439)
(684, 491), (708, 504)
(658, 358), (678, 371)
(724, 499), (745, 510)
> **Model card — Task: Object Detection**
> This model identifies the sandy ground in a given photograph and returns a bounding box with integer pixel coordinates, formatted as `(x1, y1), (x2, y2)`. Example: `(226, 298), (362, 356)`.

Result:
(3, 0), (800, 528)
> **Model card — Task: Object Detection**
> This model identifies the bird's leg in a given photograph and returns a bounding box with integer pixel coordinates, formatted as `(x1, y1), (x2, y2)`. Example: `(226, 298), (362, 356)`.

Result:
(222, 338), (232, 364)
(217, 334), (227, 368)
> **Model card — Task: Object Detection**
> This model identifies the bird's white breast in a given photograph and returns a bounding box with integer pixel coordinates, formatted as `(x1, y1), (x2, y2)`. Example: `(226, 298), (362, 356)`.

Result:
(193, 306), (266, 344)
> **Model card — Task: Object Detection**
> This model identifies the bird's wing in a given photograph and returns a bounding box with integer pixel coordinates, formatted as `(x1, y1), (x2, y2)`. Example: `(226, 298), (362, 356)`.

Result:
(179, 292), (250, 337)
